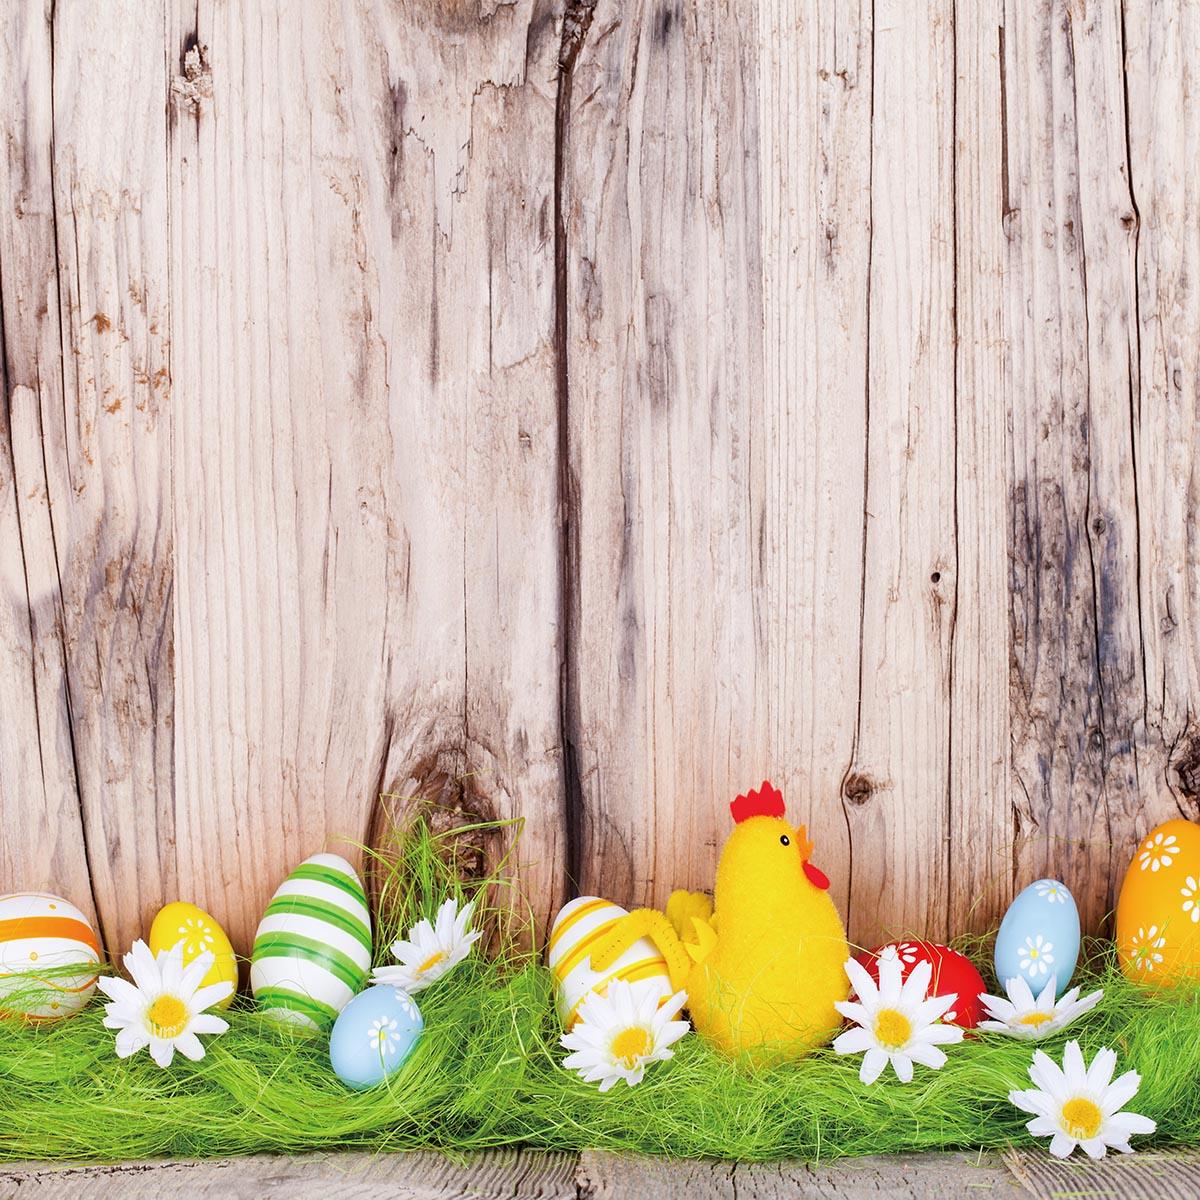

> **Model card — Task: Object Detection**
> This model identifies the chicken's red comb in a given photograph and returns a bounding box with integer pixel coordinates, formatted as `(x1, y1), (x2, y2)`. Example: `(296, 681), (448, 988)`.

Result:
(730, 780), (785, 823)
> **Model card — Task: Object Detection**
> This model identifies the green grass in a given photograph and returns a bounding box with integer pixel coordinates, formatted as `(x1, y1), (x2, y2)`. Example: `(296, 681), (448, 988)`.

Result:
(1, 816), (1197, 1163)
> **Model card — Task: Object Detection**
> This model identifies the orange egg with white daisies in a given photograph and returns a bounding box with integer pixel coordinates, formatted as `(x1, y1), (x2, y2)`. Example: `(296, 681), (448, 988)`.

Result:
(1115, 818), (1200, 989)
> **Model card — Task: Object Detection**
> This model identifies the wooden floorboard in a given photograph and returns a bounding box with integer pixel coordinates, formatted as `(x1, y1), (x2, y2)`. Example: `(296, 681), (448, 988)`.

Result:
(1004, 1147), (1200, 1200)
(1, 1148), (1198, 1199)
(576, 1150), (1022, 1198)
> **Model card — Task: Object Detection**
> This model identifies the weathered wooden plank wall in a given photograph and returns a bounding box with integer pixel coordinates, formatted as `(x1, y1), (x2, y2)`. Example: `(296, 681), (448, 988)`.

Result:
(1, 0), (1197, 959)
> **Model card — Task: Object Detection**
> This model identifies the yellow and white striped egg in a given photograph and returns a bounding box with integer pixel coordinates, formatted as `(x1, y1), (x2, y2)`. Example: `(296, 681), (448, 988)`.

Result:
(547, 896), (673, 1028)
(0, 892), (101, 1019)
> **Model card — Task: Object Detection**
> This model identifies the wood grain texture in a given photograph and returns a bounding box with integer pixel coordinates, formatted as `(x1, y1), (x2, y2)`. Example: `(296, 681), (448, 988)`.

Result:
(2, 1), (1199, 951)
(0, 3), (97, 926)
(166, 0), (566, 950)
(562, 0), (769, 905)
(756, 0), (872, 934)
(842, 0), (957, 944)
(4, 1149), (1200, 1199)
(0, 1149), (579, 1200)
(1122, 1), (1200, 826)
(1002, 0), (1182, 931)
(949, 0), (1013, 935)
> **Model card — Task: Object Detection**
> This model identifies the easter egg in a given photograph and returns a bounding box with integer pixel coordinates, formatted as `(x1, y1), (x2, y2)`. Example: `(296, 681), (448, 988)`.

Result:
(547, 896), (673, 1028)
(329, 983), (423, 1090)
(1116, 819), (1200, 989)
(0, 893), (100, 1019)
(149, 901), (238, 1010)
(994, 879), (1080, 996)
(854, 940), (986, 1028)
(250, 852), (372, 1031)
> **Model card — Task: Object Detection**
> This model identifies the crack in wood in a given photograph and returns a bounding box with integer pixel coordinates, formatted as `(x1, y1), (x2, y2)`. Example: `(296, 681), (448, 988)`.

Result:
(554, 0), (596, 899)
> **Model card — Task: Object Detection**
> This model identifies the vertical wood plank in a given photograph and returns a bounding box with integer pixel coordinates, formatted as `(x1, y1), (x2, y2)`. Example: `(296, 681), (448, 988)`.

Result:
(1003, 0), (1150, 929)
(167, 0), (565, 949)
(35, 1), (173, 949)
(563, 0), (769, 907)
(757, 1), (872, 927)
(949, 0), (1013, 934)
(0, 3), (97, 927)
(1122, 1), (1200, 827)
(842, 0), (957, 944)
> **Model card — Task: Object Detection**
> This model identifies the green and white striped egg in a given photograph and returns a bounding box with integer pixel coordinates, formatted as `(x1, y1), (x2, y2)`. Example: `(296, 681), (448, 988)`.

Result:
(250, 852), (372, 1032)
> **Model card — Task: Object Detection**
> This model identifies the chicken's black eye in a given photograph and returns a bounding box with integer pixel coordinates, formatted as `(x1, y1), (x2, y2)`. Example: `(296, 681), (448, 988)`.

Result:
(779, 835), (790, 846)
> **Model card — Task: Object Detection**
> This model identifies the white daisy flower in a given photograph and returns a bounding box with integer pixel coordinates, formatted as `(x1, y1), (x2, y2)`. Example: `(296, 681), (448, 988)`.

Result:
(1034, 880), (1069, 905)
(1128, 925), (1166, 974)
(97, 939), (232, 1069)
(833, 956), (964, 1084)
(978, 974), (1103, 1040)
(561, 979), (690, 1092)
(1138, 832), (1178, 873)
(370, 897), (482, 994)
(1182, 876), (1199, 924)
(1009, 1040), (1156, 1159)
(1019, 934), (1055, 978)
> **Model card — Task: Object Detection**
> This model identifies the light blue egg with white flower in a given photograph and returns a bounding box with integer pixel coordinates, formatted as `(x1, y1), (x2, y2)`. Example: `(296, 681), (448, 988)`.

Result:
(994, 879), (1080, 997)
(329, 984), (423, 1090)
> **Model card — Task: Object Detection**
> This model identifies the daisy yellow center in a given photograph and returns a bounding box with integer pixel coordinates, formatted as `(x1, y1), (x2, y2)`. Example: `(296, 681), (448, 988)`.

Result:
(1060, 1097), (1102, 1141)
(610, 1026), (652, 1067)
(1017, 1012), (1054, 1028)
(147, 994), (188, 1039)
(418, 951), (447, 974)
(1028, 947), (1039, 959)
(874, 1009), (912, 1050)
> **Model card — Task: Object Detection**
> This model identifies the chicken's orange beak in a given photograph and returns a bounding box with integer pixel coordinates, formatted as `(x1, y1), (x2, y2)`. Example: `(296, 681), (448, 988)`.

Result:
(795, 824), (830, 889)
(794, 824), (815, 861)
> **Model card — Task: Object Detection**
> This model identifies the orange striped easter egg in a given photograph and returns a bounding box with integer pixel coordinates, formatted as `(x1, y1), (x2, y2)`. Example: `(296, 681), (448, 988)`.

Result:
(0, 892), (101, 1019)
(547, 896), (673, 1029)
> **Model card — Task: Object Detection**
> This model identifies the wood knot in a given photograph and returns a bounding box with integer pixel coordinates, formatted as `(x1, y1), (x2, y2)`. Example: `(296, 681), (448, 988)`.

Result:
(1174, 734), (1200, 804)
(842, 772), (875, 806)
(171, 42), (212, 114)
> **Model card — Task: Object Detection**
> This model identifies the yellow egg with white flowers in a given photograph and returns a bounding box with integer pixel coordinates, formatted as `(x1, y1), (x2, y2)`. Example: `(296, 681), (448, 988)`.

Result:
(149, 902), (238, 1009)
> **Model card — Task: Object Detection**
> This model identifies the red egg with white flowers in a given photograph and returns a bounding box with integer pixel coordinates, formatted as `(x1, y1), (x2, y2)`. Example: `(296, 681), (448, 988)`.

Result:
(853, 940), (986, 1029)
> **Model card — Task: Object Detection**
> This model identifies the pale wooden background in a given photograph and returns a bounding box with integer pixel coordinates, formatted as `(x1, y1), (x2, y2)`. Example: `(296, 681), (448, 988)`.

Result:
(1, 0), (1197, 960)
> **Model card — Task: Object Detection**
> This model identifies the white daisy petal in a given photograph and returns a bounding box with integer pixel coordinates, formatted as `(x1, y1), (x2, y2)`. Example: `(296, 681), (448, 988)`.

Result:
(97, 976), (144, 1009)
(179, 951), (216, 997)
(843, 958), (880, 1004)
(114, 1026), (149, 1058)
(191, 981), (235, 1012)
(1048, 1132), (1077, 1159)
(1086, 1047), (1118, 1093)
(833, 1027), (876, 1055)
(906, 1042), (947, 1070)
(1062, 1040), (1087, 1089)
(979, 994), (1017, 1023)
(897, 959), (932, 1007)
(149, 1038), (175, 1069)
(834, 1001), (872, 1026)
(1106, 1111), (1156, 1138)
(859, 1047), (889, 1085)
(174, 1031), (206, 1062)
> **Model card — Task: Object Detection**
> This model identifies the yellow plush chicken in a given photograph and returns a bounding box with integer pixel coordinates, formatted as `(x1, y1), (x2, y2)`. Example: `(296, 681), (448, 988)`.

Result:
(589, 781), (849, 1063)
